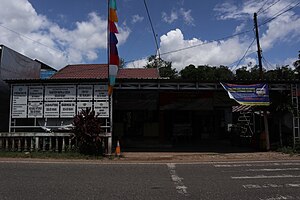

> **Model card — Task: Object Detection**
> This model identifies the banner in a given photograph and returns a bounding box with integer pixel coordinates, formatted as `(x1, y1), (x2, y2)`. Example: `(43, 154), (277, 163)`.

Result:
(221, 83), (270, 106)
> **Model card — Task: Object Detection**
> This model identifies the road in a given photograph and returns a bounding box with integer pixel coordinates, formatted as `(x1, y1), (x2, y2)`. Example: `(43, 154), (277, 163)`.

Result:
(0, 160), (300, 200)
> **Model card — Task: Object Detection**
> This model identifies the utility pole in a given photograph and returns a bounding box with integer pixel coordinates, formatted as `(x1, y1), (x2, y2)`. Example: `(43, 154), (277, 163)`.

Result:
(254, 12), (270, 151)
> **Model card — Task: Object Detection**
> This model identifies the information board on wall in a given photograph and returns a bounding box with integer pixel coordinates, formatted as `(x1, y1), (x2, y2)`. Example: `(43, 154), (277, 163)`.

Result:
(44, 102), (59, 118)
(28, 102), (43, 118)
(77, 85), (93, 100)
(28, 86), (43, 101)
(12, 86), (28, 118)
(94, 101), (109, 118)
(94, 85), (108, 100)
(60, 102), (76, 118)
(45, 85), (76, 101)
(77, 102), (92, 113)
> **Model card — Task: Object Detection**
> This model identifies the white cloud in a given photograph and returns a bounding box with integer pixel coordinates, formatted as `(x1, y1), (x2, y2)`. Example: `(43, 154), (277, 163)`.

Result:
(162, 8), (195, 25)
(162, 10), (178, 24)
(126, 58), (148, 68)
(159, 29), (250, 71)
(0, 0), (131, 70)
(131, 14), (144, 24)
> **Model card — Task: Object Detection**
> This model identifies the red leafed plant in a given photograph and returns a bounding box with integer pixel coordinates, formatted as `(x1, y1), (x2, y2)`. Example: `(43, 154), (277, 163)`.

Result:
(72, 108), (103, 155)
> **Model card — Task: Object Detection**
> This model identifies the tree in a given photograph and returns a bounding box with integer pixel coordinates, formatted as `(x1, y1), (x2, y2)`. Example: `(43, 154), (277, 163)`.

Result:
(293, 51), (300, 76)
(72, 108), (103, 155)
(145, 55), (178, 79)
(180, 64), (198, 80)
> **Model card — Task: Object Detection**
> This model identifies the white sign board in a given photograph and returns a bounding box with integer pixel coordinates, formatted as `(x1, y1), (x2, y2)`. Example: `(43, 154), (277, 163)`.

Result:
(77, 85), (93, 100)
(44, 102), (59, 118)
(77, 102), (92, 113)
(28, 102), (43, 118)
(28, 86), (43, 101)
(94, 101), (109, 118)
(12, 86), (28, 118)
(60, 102), (76, 118)
(45, 85), (76, 101)
(94, 85), (108, 100)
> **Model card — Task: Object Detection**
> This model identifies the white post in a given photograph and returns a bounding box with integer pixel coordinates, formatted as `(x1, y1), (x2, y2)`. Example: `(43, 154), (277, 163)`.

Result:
(12, 138), (15, 151)
(30, 137), (34, 152)
(49, 137), (52, 151)
(62, 137), (65, 152)
(6, 138), (9, 151)
(35, 137), (39, 151)
(68, 138), (72, 151)
(43, 137), (46, 152)
(24, 138), (28, 151)
(18, 138), (21, 152)
(55, 137), (59, 152)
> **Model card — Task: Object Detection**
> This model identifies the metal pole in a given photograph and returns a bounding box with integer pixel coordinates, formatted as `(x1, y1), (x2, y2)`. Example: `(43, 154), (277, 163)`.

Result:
(107, 0), (112, 155)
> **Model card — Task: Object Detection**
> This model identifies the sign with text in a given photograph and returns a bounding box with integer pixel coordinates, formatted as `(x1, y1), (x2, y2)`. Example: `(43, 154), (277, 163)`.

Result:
(45, 85), (76, 101)
(77, 85), (93, 100)
(221, 83), (270, 106)
(60, 102), (76, 118)
(94, 101), (109, 118)
(77, 102), (92, 113)
(12, 86), (28, 118)
(28, 102), (43, 118)
(28, 86), (43, 101)
(94, 85), (108, 100)
(44, 102), (59, 118)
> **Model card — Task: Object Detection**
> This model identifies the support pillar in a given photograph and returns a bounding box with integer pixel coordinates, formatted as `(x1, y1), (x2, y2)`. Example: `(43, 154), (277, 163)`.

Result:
(42, 137), (46, 152)
(0, 138), (2, 150)
(69, 138), (72, 151)
(49, 137), (53, 152)
(62, 137), (65, 152)
(55, 137), (59, 152)
(30, 137), (34, 152)
(18, 138), (22, 152)
(35, 137), (39, 152)
(24, 138), (28, 151)
(12, 138), (15, 152)
(6, 138), (9, 151)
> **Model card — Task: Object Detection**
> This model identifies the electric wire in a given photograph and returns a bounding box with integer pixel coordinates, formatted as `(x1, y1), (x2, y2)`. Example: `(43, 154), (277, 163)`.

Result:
(258, 0), (281, 14)
(257, 0), (272, 14)
(143, 0), (161, 59)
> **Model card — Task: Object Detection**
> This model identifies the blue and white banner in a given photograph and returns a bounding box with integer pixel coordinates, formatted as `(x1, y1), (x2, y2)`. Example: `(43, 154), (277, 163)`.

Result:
(221, 83), (270, 106)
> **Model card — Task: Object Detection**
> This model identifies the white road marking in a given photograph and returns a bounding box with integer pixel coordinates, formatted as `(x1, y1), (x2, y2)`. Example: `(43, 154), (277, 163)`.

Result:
(259, 195), (295, 200)
(215, 163), (300, 168)
(246, 168), (300, 172)
(167, 163), (189, 196)
(232, 174), (300, 179)
(243, 183), (300, 189)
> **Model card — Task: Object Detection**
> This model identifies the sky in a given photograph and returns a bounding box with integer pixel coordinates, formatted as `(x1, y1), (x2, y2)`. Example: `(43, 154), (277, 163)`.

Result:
(0, 0), (299, 71)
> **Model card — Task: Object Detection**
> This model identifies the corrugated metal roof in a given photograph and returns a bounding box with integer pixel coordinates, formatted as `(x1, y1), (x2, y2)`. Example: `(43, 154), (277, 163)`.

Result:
(50, 64), (160, 79)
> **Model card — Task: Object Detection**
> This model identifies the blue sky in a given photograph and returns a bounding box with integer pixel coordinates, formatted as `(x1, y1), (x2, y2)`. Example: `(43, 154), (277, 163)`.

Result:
(0, 0), (299, 71)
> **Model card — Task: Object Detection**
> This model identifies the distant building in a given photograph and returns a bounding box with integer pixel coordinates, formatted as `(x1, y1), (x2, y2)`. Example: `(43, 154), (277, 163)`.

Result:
(0, 45), (41, 131)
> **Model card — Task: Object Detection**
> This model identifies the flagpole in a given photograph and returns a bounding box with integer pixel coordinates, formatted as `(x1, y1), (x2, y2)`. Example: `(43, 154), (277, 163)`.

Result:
(107, 0), (112, 155)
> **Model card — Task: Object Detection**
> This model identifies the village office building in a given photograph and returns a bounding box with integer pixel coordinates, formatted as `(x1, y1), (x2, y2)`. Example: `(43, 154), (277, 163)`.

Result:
(1, 64), (300, 152)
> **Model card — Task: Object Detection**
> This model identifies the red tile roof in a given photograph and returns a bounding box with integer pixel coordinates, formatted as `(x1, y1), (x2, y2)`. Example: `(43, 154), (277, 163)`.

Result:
(50, 64), (160, 79)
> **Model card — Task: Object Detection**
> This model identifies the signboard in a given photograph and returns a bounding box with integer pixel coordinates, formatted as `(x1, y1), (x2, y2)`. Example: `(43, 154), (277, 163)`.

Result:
(44, 102), (59, 118)
(94, 101), (109, 118)
(28, 102), (43, 118)
(12, 86), (28, 118)
(77, 102), (92, 113)
(28, 86), (43, 101)
(77, 85), (93, 100)
(94, 85), (108, 100)
(221, 83), (270, 106)
(60, 102), (76, 118)
(45, 85), (76, 101)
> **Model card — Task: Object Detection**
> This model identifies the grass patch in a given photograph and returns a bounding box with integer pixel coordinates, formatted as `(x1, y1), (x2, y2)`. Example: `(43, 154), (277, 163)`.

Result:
(0, 151), (103, 160)
(277, 146), (300, 155)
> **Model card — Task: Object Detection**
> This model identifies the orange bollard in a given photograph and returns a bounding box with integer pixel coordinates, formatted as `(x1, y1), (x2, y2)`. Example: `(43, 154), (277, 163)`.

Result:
(115, 140), (121, 157)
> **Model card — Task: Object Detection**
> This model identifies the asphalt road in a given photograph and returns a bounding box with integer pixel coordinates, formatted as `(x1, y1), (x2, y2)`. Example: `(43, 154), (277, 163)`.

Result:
(0, 160), (300, 200)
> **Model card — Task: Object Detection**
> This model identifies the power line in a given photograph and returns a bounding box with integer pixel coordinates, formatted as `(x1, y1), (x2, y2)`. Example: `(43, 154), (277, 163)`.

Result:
(257, 0), (272, 14)
(143, 0), (161, 59)
(258, 0), (281, 14)
(231, 38), (256, 72)
(260, 0), (300, 26)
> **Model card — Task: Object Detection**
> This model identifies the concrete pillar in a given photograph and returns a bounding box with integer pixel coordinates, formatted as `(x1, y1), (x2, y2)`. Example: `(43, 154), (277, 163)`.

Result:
(42, 137), (46, 152)
(18, 138), (22, 152)
(6, 138), (9, 151)
(30, 137), (34, 152)
(0, 138), (2, 150)
(35, 137), (39, 151)
(107, 137), (112, 155)
(55, 137), (59, 152)
(12, 138), (15, 152)
(49, 137), (53, 152)
(24, 138), (28, 151)
(69, 138), (72, 151)
(62, 137), (65, 152)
